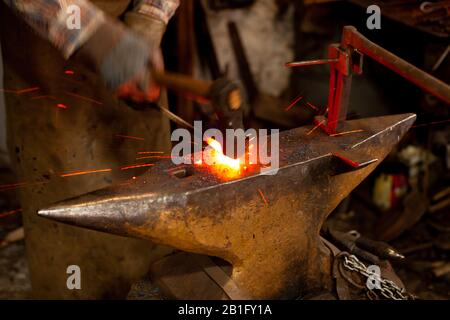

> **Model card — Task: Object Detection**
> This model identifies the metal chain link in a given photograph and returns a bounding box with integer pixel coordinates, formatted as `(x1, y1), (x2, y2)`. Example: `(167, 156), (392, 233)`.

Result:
(341, 253), (414, 300)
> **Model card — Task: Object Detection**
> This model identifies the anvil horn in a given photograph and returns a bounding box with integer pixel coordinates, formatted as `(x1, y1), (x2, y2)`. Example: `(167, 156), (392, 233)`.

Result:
(39, 113), (416, 299)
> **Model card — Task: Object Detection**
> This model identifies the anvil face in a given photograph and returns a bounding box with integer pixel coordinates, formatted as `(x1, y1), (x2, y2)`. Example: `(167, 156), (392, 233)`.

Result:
(39, 113), (416, 299)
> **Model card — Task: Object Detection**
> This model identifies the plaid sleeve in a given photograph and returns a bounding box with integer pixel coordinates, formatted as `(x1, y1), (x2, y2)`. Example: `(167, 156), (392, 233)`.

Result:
(133, 0), (180, 24)
(3, 0), (105, 58)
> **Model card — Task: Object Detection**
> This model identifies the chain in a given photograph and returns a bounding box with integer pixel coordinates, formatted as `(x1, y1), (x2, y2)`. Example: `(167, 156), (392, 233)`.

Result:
(341, 253), (414, 300)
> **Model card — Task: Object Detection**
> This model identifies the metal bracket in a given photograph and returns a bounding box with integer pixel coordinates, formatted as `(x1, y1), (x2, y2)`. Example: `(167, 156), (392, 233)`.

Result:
(288, 25), (450, 135)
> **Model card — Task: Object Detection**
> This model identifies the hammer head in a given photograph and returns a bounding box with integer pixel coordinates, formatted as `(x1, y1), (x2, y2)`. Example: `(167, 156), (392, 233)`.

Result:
(208, 77), (245, 132)
(39, 113), (415, 299)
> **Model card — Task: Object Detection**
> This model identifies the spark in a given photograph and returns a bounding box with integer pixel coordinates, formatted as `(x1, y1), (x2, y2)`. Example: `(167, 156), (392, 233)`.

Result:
(60, 168), (112, 177)
(57, 103), (68, 109)
(258, 189), (269, 206)
(329, 129), (364, 137)
(0, 181), (49, 192)
(0, 208), (22, 219)
(121, 163), (154, 170)
(412, 118), (450, 128)
(0, 182), (28, 192)
(1, 87), (39, 94)
(64, 91), (103, 106)
(116, 134), (145, 141)
(136, 155), (173, 160)
(30, 95), (57, 101)
(284, 95), (303, 111)
(306, 102), (319, 112)
(0, 88), (18, 93)
(137, 151), (164, 155)
(16, 87), (40, 94)
(167, 165), (186, 172)
(307, 119), (326, 135)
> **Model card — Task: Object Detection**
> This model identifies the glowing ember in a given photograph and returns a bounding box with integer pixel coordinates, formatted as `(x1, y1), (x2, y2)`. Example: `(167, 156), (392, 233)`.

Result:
(329, 129), (364, 137)
(257, 188), (269, 206)
(306, 101), (319, 112)
(121, 163), (154, 170)
(197, 138), (242, 179)
(60, 168), (111, 177)
(0, 208), (22, 219)
(284, 94), (303, 111)
(64, 91), (103, 105)
(56, 103), (68, 109)
(115, 134), (145, 141)
(16, 87), (39, 94)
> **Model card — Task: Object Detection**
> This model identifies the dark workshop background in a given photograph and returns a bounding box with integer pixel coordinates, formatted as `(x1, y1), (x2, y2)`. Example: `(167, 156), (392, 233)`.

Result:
(1, 0), (449, 299)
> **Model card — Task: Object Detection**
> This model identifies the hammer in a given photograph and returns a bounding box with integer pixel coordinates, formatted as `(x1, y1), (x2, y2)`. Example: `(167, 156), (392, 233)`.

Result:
(152, 70), (245, 133)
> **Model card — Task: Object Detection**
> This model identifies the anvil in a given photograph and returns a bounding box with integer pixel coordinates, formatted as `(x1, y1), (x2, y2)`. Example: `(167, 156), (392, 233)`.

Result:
(39, 113), (416, 299)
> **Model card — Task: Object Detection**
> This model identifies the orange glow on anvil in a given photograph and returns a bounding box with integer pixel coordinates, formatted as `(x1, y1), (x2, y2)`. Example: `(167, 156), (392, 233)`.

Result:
(195, 138), (243, 179)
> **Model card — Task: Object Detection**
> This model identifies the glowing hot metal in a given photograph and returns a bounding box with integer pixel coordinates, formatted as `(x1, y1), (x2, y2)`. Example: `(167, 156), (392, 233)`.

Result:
(196, 138), (243, 179)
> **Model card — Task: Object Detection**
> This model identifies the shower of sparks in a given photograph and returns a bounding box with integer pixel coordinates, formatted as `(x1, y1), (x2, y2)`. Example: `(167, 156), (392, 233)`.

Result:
(257, 189), (269, 206)
(329, 129), (364, 137)
(307, 119), (326, 135)
(60, 168), (112, 177)
(116, 134), (145, 141)
(412, 118), (450, 129)
(0, 208), (22, 219)
(284, 95), (303, 111)
(56, 103), (68, 109)
(64, 91), (103, 106)
(306, 102), (319, 112)
(121, 163), (154, 170)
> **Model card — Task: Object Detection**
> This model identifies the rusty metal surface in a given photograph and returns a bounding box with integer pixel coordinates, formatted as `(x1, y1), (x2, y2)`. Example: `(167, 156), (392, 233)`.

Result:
(39, 113), (416, 299)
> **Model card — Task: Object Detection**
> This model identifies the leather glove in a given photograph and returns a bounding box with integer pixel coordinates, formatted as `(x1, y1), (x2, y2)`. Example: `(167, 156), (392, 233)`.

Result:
(124, 11), (167, 47)
(119, 11), (169, 103)
(74, 17), (162, 103)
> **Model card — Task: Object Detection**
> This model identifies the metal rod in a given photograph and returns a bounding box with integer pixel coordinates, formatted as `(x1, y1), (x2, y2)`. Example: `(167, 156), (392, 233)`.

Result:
(286, 59), (339, 68)
(341, 26), (450, 105)
(157, 105), (194, 130)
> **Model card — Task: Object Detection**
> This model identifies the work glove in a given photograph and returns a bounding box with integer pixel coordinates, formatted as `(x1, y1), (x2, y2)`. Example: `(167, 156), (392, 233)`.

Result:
(74, 17), (163, 103)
